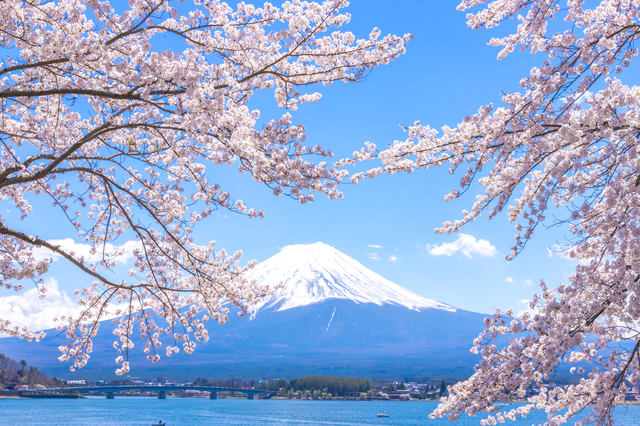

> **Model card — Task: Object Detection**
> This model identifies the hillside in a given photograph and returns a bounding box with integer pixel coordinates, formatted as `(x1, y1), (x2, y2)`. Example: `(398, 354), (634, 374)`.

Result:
(0, 353), (55, 389)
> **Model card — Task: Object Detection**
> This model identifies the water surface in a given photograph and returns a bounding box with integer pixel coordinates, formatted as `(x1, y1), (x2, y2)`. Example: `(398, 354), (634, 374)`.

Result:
(3, 397), (640, 425)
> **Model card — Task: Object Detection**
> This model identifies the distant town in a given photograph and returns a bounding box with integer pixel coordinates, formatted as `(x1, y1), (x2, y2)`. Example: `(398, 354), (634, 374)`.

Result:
(2, 351), (548, 402)
(4, 353), (639, 403)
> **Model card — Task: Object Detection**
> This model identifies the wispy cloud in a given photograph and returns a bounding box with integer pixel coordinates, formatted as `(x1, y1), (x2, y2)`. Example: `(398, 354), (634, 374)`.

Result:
(368, 244), (383, 249)
(388, 254), (401, 263)
(367, 252), (382, 261)
(524, 279), (533, 286)
(32, 238), (141, 264)
(505, 277), (513, 283)
(426, 234), (498, 258)
(547, 244), (591, 265)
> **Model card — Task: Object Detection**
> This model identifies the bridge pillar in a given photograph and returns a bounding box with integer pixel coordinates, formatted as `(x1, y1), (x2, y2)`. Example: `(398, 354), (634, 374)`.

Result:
(246, 394), (254, 400)
(209, 392), (217, 399)
(106, 392), (114, 399)
(158, 391), (166, 399)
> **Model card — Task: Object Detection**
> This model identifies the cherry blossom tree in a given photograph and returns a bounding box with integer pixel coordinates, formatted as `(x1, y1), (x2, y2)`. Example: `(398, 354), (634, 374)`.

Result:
(0, 0), (410, 374)
(346, 0), (640, 424)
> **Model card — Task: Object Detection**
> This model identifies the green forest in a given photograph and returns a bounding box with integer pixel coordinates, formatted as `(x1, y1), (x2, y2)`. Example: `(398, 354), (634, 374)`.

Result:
(256, 376), (372, 396)
(0, 353), (54, 389)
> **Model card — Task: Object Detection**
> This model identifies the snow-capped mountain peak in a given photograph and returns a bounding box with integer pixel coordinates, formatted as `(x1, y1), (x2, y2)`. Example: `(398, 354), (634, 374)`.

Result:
(246, 242), (455, 315)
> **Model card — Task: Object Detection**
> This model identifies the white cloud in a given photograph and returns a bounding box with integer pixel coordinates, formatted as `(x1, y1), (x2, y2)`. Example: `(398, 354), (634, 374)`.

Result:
(368, 244), (383, 249)
(367, 252), (382, 261)
(426, 234), (498, 258)
(506, 277), (513, 283)
(560, 90), (593, 106)
(0, 279), (128, 338)
(524, 279), (533, 286)
(517, 298), (539, 316)
(33, 238), (141, 264)
(388, 254), (401, 263)
(0, 279), (79, 335)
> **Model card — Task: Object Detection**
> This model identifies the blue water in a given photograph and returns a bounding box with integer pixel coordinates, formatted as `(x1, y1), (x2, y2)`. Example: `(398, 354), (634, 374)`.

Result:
(2, 397), (640, 425)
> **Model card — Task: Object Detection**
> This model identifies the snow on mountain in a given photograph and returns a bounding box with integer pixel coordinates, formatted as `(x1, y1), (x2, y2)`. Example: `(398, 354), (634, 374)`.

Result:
(246, 242), (456, 314)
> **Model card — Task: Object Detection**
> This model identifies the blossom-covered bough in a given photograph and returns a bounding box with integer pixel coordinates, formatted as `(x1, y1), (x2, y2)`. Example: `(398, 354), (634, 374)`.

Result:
(0, 0), (409, 374)
(347, 0), (640, 425)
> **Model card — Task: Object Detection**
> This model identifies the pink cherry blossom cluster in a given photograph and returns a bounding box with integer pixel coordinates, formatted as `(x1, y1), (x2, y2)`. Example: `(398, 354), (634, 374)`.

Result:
(0, 0), (409, 373)
(345, 0), (640, 425)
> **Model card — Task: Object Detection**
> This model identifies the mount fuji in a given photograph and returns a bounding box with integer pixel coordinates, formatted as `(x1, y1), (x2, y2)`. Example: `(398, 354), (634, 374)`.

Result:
(247, 242), (456, 315)
(0, 242), (489, 379)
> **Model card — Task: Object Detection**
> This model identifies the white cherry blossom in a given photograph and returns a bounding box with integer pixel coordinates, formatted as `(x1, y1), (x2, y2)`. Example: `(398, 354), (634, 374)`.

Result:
(0, 0), (409, 373)
(352, 0), (640, 425)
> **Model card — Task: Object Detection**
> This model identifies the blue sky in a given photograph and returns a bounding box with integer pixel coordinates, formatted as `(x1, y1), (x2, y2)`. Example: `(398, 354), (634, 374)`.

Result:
(1, 1), (588, 332)
(195, 0), (578, 315)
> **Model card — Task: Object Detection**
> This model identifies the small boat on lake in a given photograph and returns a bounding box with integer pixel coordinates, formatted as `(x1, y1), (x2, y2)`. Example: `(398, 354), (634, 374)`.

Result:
(151, 422), (165, 426)
(376, 411), (390, 417)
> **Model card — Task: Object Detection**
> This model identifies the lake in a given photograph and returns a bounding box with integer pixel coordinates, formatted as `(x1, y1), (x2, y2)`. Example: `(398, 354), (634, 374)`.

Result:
(3, 397), (640, 425)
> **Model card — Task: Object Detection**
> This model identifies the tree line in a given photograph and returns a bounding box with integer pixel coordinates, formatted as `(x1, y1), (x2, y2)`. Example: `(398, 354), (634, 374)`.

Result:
(191, 377), (255, 389)
(0, 353), (54, 389)
(256, 376), (372, 396)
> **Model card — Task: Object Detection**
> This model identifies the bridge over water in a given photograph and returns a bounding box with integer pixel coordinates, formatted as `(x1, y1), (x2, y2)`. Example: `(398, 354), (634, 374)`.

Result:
(19, 385), (274, 399)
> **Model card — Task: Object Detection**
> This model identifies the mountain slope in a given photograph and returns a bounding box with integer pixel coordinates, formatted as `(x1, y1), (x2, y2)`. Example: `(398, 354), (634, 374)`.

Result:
(0, 243), (488, 379)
